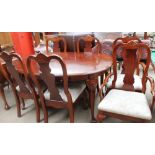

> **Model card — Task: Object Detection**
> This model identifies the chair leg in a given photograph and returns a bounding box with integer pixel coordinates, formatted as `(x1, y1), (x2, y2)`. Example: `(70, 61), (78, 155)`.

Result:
(96, 111), (106, 123)
(0, 87), (10, 110)
(12, 88), (21, 117)
(40, 98), (48, 123)
(20, 97), (26, 110)
(81, 90), (89, 110)
(7, 83), (9, 89)
(97, 84), (100, 93)
(97, 75), (104, 94)
(44, 110), (48, 123)
(68, 105), (74, 123)
(33, 97), (40, 123)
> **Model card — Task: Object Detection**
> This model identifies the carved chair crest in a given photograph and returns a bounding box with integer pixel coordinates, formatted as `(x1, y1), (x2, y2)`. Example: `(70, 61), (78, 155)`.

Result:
(112, 41), (151, 92)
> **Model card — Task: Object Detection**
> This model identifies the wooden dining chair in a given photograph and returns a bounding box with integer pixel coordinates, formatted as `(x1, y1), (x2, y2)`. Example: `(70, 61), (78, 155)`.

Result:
(27, 53), (86, 123)
(45, 36), (67, 53)
(97, 41), (155, 122)
(0, 51), (41, 122)
(0, 68), (10, 110)
(103, 36), (153, 93)
(76, 35), (102, 92)
(76, 35), (101, 53)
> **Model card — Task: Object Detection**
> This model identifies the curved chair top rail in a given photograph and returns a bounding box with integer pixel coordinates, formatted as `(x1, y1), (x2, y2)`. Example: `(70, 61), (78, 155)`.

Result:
(113, 36), (142, 46)
(76, 35), (101, 53)
(45, 36), (67, 53)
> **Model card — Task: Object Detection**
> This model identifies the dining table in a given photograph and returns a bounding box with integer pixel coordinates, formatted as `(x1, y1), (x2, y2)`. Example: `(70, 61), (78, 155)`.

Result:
(12, 51), (113, 122)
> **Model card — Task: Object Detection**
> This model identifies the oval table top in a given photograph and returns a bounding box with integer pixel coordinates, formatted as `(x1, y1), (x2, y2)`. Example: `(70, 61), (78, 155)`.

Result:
(13, 52), (112, 80)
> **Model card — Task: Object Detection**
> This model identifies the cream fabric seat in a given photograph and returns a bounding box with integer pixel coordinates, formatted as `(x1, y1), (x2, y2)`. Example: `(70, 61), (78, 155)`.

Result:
(98, 89), (152, 120)
(44, 81), (86, 103)
(107, 74), (142, 90)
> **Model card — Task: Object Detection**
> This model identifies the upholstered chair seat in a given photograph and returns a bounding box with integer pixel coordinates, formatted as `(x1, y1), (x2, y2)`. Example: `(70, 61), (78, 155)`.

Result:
(98, 89), (152, 120)
(107, 74), (142, 91)
(44, 81), (86, 102)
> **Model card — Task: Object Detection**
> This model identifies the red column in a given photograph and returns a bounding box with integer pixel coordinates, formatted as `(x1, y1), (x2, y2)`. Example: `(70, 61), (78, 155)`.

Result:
(10, 32), (35, 58)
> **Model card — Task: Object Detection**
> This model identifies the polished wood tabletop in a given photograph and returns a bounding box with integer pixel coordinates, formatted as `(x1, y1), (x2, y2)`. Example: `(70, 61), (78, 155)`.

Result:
(15, 52), (112, 80)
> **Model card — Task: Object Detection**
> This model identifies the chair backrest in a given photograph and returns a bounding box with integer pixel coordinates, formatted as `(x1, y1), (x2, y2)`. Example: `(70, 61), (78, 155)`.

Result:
(45, 36), (67, 53)
(113, 36), (146, 74)
(113, 36), (142, 46)
(112, 41), (151, 92)
(0, 51), (32, 96)
(27, 53), (72, 104)
(76, 35), (101, 53)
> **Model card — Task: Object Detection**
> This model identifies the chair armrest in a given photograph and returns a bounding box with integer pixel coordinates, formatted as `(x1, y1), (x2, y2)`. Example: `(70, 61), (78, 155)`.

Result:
(139, 62), (146, 71)
(146, 76), (154, 95)
(150, 91), (155, 112)
(146, 76), (155, 111)
(136, 62), (146, 75)
(99, 72), (114, 100)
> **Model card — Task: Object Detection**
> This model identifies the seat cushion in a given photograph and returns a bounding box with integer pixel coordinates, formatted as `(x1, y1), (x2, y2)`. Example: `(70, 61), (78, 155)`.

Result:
(98, 89), (152, 120)
(107, 74), (142, 90)
(44, 81), (86, 103)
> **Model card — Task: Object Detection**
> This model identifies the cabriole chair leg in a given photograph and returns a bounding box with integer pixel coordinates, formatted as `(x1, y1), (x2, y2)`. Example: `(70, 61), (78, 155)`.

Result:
(96, 111), (106, 123)
(0, 87), (10, 110)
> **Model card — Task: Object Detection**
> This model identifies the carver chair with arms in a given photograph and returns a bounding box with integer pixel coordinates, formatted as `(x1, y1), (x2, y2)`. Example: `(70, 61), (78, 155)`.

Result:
(104, 36), (153, 92)
(27, 53), (86, 123)
(97, 41), (155, 122)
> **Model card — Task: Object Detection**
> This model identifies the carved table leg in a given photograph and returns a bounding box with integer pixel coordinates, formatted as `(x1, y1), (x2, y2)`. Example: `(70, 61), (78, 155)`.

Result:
(86, 78), (98, 122)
